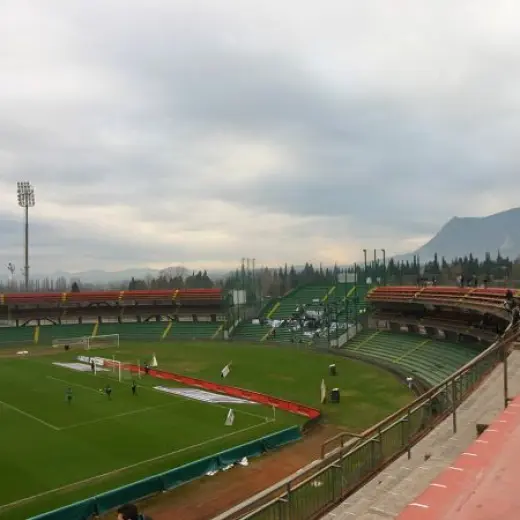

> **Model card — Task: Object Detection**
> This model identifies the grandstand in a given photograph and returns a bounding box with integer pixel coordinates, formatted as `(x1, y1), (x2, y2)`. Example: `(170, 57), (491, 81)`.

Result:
(322, 348), (520, 520)
(233, 282), (369, 343)
(0, 320), (225, 346)
(211, 284), (518, 520)
(0, 282), (518, 520)
(266, 285), (332, 320)
(343, 330), (483, 386)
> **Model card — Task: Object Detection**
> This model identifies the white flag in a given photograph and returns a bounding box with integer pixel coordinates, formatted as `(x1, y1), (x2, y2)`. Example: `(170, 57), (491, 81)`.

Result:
(320, 379), (327, 404)
(150, 354), (158, 367)
(221, 363), (231, 378)
(225, 409), (235, 426)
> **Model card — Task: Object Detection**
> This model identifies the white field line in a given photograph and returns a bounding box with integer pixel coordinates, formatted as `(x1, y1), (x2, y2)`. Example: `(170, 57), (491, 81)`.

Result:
(47, 375), (119, 394)
(49, 368), (271, 422)
(46, 375), (185, 429)
(0, 419), (274, 512)
(60, 402), (181, 430)
(0, 399), (60, 431)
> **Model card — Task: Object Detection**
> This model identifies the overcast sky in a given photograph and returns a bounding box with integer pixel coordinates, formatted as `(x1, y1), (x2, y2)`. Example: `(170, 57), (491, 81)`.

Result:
(1, 0), (519, 275)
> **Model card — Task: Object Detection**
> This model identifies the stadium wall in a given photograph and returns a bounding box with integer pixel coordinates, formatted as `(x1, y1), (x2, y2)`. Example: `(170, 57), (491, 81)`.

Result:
(28, 426), (302, 520)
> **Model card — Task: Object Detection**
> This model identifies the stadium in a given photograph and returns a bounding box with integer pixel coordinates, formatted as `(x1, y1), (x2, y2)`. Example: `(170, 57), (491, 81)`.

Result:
(3, 4), (520, 520)
(0, 274), (519, 520)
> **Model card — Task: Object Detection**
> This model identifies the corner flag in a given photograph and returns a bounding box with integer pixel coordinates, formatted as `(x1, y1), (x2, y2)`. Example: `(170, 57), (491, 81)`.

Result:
(320, 379), (327, 404)
(221, 362), (231, 378)
(225, 409), (235, 426)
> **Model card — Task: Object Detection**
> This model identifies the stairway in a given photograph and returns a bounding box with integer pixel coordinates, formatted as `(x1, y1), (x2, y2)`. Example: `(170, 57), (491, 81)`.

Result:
(323, 351), (520, 519)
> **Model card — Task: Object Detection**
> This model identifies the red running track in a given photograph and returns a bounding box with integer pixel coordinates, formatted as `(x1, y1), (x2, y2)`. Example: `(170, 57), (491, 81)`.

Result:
(397, 395), (520, 520)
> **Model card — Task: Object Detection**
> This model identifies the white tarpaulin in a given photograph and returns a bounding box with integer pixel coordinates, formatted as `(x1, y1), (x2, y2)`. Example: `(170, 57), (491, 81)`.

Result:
(154, 386), (257, 405)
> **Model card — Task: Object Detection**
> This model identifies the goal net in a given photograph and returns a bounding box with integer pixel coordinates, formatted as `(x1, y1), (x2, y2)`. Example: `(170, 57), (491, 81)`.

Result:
(52, 336), (89, 348)
(52, 334), (119, 350)
(85, 334), (120, 350)
(103, 358), (141, 383)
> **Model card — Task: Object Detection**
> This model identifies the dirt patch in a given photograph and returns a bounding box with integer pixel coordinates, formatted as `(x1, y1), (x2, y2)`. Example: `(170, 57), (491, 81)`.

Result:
(103, 423), (341, 520)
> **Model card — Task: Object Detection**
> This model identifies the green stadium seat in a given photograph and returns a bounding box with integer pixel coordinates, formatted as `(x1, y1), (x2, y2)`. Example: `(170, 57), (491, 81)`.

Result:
(0, 326), (35, 345)
(344, 330), (481, 387)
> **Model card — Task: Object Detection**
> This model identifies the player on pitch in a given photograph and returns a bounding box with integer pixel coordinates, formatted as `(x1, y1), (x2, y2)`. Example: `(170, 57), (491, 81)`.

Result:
(132, 380), (137, 396)
(66, 386), (73, 405)
(104, 384), (112, 400)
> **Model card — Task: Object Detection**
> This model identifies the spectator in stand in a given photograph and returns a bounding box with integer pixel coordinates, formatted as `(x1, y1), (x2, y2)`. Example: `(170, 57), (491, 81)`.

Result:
(117, 503), (152, 520)
(512, 303), (520, 326)
(504, 290), (515, 313)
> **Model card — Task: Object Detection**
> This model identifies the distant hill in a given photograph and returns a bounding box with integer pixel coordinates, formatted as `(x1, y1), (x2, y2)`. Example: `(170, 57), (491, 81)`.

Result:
(399, 207), (520, 262)
(0, 267), (231, 284)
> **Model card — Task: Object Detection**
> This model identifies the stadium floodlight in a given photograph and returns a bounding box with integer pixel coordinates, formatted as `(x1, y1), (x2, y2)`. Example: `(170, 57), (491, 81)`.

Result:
(381, 249), (386, 285)
(17, 181), (35, 291)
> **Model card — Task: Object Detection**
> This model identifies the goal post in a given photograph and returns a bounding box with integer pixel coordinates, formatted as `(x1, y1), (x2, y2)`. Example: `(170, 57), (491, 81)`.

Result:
(85, 334), (120, 350)
(103, 357), (141, 382)
(52, 334), (119, 350)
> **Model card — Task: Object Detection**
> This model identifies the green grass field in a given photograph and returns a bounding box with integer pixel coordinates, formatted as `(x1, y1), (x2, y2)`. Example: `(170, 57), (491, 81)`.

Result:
(0, 340), (413, 519)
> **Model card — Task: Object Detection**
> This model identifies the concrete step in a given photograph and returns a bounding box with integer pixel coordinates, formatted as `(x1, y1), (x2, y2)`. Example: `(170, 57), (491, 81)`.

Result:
(323, 351), (520, 519)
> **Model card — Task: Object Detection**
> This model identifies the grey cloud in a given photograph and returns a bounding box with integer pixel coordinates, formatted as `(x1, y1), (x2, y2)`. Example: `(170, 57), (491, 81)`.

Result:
(2, 1), (520, 272)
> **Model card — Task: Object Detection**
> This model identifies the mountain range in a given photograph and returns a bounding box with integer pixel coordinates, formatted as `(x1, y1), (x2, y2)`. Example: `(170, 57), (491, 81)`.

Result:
(2, 208), (519, 283)
(399, 207), (520, 262)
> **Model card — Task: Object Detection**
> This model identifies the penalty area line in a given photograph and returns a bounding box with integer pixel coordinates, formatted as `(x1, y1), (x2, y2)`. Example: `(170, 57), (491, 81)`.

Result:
(0, 399), (60, 431)
(61, 402), (182, 430)
(46, 375), (106, 394)
(0, 419), (275, 512)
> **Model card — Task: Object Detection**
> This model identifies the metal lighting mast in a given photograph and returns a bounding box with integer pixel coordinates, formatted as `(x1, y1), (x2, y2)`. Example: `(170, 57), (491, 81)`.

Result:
(17, 182), (35, 291)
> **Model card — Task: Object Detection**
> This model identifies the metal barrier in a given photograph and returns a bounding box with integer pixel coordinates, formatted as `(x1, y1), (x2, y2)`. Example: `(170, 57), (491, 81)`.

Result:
(217, 326), (519, 520)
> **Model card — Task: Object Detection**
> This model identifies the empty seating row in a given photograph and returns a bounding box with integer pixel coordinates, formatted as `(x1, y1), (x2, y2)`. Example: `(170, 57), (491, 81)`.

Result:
(343, 330), (480, 387)
(268, 285), (332, 319)
(373, 312), (498, 342)
(0, 288), (222, 306)
(0, 320), (224, 346)
(368, 286), (515, 313)
(233, 322), (272, 342)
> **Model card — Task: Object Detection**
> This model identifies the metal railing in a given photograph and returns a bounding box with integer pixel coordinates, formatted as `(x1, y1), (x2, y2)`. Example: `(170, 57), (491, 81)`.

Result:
(216, 325), (519, 520)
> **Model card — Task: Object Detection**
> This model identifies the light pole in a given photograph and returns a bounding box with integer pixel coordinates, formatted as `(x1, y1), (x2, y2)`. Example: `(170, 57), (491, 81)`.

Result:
(381, 249), (386, 285)
(7, 263), (15, 290)
(17, 182), (35, 291)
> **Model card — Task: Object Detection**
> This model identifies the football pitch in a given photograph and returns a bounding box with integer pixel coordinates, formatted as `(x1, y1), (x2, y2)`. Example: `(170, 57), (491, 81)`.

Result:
(0, 340), (413, 519)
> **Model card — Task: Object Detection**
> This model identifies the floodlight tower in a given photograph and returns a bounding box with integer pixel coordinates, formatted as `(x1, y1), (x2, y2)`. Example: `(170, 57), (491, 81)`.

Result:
(7, 263), (15, 290)
(17, 182), (35, 291)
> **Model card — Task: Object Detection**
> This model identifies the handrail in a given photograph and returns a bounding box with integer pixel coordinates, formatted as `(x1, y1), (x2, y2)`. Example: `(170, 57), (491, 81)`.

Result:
(215, 323), (520, 520)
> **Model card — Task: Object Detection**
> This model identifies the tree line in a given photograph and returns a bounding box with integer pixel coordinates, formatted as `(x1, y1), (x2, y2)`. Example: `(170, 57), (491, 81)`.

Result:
(0, 252), (519, 295)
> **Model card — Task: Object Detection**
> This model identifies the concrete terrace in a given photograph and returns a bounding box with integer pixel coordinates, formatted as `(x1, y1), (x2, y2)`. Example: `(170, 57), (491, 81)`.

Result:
(323, 350), (520, 520)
